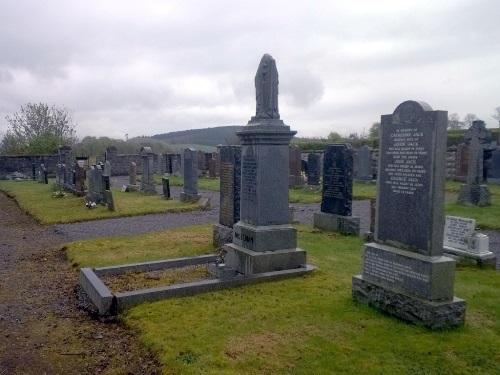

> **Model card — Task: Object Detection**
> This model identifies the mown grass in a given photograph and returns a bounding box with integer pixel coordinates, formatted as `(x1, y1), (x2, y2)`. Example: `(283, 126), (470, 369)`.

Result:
(0, 180), (200, 225)
(153, 174), (220, 191)
(66, 224), (500, 375)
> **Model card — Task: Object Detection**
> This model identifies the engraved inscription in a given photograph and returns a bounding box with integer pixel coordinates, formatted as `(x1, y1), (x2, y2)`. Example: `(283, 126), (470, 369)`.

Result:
(443, 216), (475, 250)
(219, 162), (234, 225)
(364, 248), (429, 285)
(242, 155), (257, 202)
(384, 128), (428, 195)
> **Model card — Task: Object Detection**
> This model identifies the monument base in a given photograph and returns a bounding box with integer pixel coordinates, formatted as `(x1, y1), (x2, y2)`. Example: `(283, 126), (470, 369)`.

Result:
(313, 212), (360, 235)
(233, 222), (297, 252)
(180, 192), (201, 203)
(289, 175), (304, 187)
(212, 224), (234, 248)
(457, 184), (491, 206)
(352, 275), (466, 330)
(224, 243), (306, 276)
(443, 246), (497, 269)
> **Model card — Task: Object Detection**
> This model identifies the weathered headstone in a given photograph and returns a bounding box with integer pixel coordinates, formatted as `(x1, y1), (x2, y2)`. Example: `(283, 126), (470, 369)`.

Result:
(289, 145), (304, 187)
(74, 163), (85, 196)
(352, 100), (465, 330)
(224, 54), (309, 276)
(457, 121), (491, 206)
(307, 153), (320, 185)
(213, 146), (242, 247)
(129, 162), (137, 185)
(455, 143), (469, 181)
(313, 144), (360, 235)
(140, 147), (156, 194)
(162, 177), (171, 199)
(208, 158), (217, 178)
(86, 165), (104, 204)
(489, 148), (500, 184)
(180, 148), (201, 202)
(356, 145), (373, 181)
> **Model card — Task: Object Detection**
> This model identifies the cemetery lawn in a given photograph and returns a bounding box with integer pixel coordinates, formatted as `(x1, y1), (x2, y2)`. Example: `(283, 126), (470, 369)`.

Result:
(67, 225), (500, 375)
(0, 180), (200, 225)
(445, 183), (500, 230)
(153, 175), (221, 191)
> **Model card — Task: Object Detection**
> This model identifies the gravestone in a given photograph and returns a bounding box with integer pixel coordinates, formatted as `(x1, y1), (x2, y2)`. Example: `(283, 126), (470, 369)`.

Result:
(455, 143), (469, 181)
(213, 146), (242, 247)
(489, 148), (500, 184)
(352, 100), (465, 330)
(86, 165), (104, 204)
(129, 162), (137, 185)
(162, 177), (171, 199)
(443, 215), (496, 267)
(104, 161), (111, 179)
(307, 153), (321, 185)
(208, 158), (217, 178)
(140, 147), (156, 194)
(356, 145), (374, 181)
(197, 150), (205, 174)
(224, 54), (309, 276)
(289, 145), (304, 187)
(74, 163), (85, 196)
(180, 148), (201, 202)
(313, 144), (359, 235)
(457, 121), (491, 206)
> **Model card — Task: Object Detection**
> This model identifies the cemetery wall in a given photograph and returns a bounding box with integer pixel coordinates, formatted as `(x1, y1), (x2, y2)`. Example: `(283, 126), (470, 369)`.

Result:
(101, 153), (160, 176)
(0, 154), (60, 177)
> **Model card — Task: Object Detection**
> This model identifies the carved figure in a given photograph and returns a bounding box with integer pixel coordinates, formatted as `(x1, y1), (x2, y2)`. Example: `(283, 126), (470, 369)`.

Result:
(255, 54), (280, 119)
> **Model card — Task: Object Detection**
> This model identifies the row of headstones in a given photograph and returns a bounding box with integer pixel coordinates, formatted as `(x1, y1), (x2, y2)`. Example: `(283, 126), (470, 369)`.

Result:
(54, 161), (86, 196)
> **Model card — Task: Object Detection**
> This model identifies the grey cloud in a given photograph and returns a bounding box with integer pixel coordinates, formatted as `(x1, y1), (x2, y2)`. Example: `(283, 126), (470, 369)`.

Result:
(281, 69), (325, 108)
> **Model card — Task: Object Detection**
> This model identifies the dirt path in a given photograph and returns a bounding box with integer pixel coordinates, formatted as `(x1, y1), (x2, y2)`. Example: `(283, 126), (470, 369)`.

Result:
(0, 191), (160, 375)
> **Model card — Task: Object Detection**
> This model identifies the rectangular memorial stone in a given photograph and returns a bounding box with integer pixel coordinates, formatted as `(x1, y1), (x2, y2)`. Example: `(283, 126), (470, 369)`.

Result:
(489, 148), (500, 183)
(443, 216), (475, 250)
(321, 144), (353, 216)
(219, 146), (242, 227)
(307, 153), (320, 185)
(356, 145), (373, 181)
(376, 117), (446, 256)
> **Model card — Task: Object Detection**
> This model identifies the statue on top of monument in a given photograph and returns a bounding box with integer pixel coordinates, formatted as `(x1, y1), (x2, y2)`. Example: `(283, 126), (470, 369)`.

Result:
(254, 54), (280, 120)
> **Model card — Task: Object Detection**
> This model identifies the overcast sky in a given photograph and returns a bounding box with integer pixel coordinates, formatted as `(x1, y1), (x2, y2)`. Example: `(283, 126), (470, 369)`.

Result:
(1, 0), (499, 141)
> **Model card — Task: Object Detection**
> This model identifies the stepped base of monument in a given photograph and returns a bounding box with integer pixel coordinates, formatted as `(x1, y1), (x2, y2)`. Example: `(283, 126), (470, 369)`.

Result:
(457, 184), (491, 206)
(313, 212), (360, 235)
(212, 223), (233, 248)
(180, 192), (201, 203)
(352, 275), (466, 330)
(224, 243), (307, 276)
(443, 246), (497, 268)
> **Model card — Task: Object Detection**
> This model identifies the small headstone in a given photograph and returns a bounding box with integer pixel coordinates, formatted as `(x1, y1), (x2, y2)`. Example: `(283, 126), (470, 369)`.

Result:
(457, 121), (491, 206)
(306, 153), (320, 185)
(313, 143), (359, 235)
(162, 177), (171, 199)
(129, 162), (137, 185)
(289, 145), (304, 187)
(140, 147), (156, 194)
(74, 163), (85, 196)
(455, 143), (469, 181)
(104, 190), (115, 211)
(356, 145), (373, 181)
(180, 148), (201, 202)
(208, 158), (217, 178)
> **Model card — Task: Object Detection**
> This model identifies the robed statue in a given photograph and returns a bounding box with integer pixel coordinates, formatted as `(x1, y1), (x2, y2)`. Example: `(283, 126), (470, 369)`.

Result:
(254, 54), (280, 120)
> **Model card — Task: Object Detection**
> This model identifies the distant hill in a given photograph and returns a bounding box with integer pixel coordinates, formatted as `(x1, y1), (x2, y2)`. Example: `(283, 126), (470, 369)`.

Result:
(151, 126), (244, 147)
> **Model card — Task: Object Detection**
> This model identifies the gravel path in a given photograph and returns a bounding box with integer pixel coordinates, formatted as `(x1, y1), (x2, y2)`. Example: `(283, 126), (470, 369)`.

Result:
(51, 175), (372, 242)
(50, 176), (498, 268)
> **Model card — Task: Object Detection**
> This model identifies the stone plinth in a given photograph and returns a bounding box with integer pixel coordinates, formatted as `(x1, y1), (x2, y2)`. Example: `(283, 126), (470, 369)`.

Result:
(457, 184), (491, 206)
(313, 212), (360, 236)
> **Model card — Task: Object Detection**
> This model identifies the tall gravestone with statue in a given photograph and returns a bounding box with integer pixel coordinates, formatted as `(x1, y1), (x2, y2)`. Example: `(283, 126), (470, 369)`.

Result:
(314, 144), (360, 235)
(457, 120), (491, 206)
(224, 54), (311, 276)
(352, 100), (465, 330)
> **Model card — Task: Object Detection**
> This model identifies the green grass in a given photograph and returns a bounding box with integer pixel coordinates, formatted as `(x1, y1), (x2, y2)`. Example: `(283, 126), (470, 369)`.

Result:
(66, 225), (500, 375)
(0, 180), (200, 225)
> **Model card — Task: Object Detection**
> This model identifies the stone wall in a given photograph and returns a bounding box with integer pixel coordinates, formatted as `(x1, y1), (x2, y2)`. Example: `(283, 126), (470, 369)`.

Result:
(103, 146), (160, 176)
(0, 154), (60, 177)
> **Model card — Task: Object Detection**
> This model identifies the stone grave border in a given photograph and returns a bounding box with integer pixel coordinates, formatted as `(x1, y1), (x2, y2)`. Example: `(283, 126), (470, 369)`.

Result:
(80, 255), (315, 315)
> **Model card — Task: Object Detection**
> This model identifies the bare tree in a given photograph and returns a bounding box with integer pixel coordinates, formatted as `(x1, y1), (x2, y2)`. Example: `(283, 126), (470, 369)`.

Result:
(492, 106), (500, 127)
(463, 113), (479, 128)
(448, 113), (465, 129)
